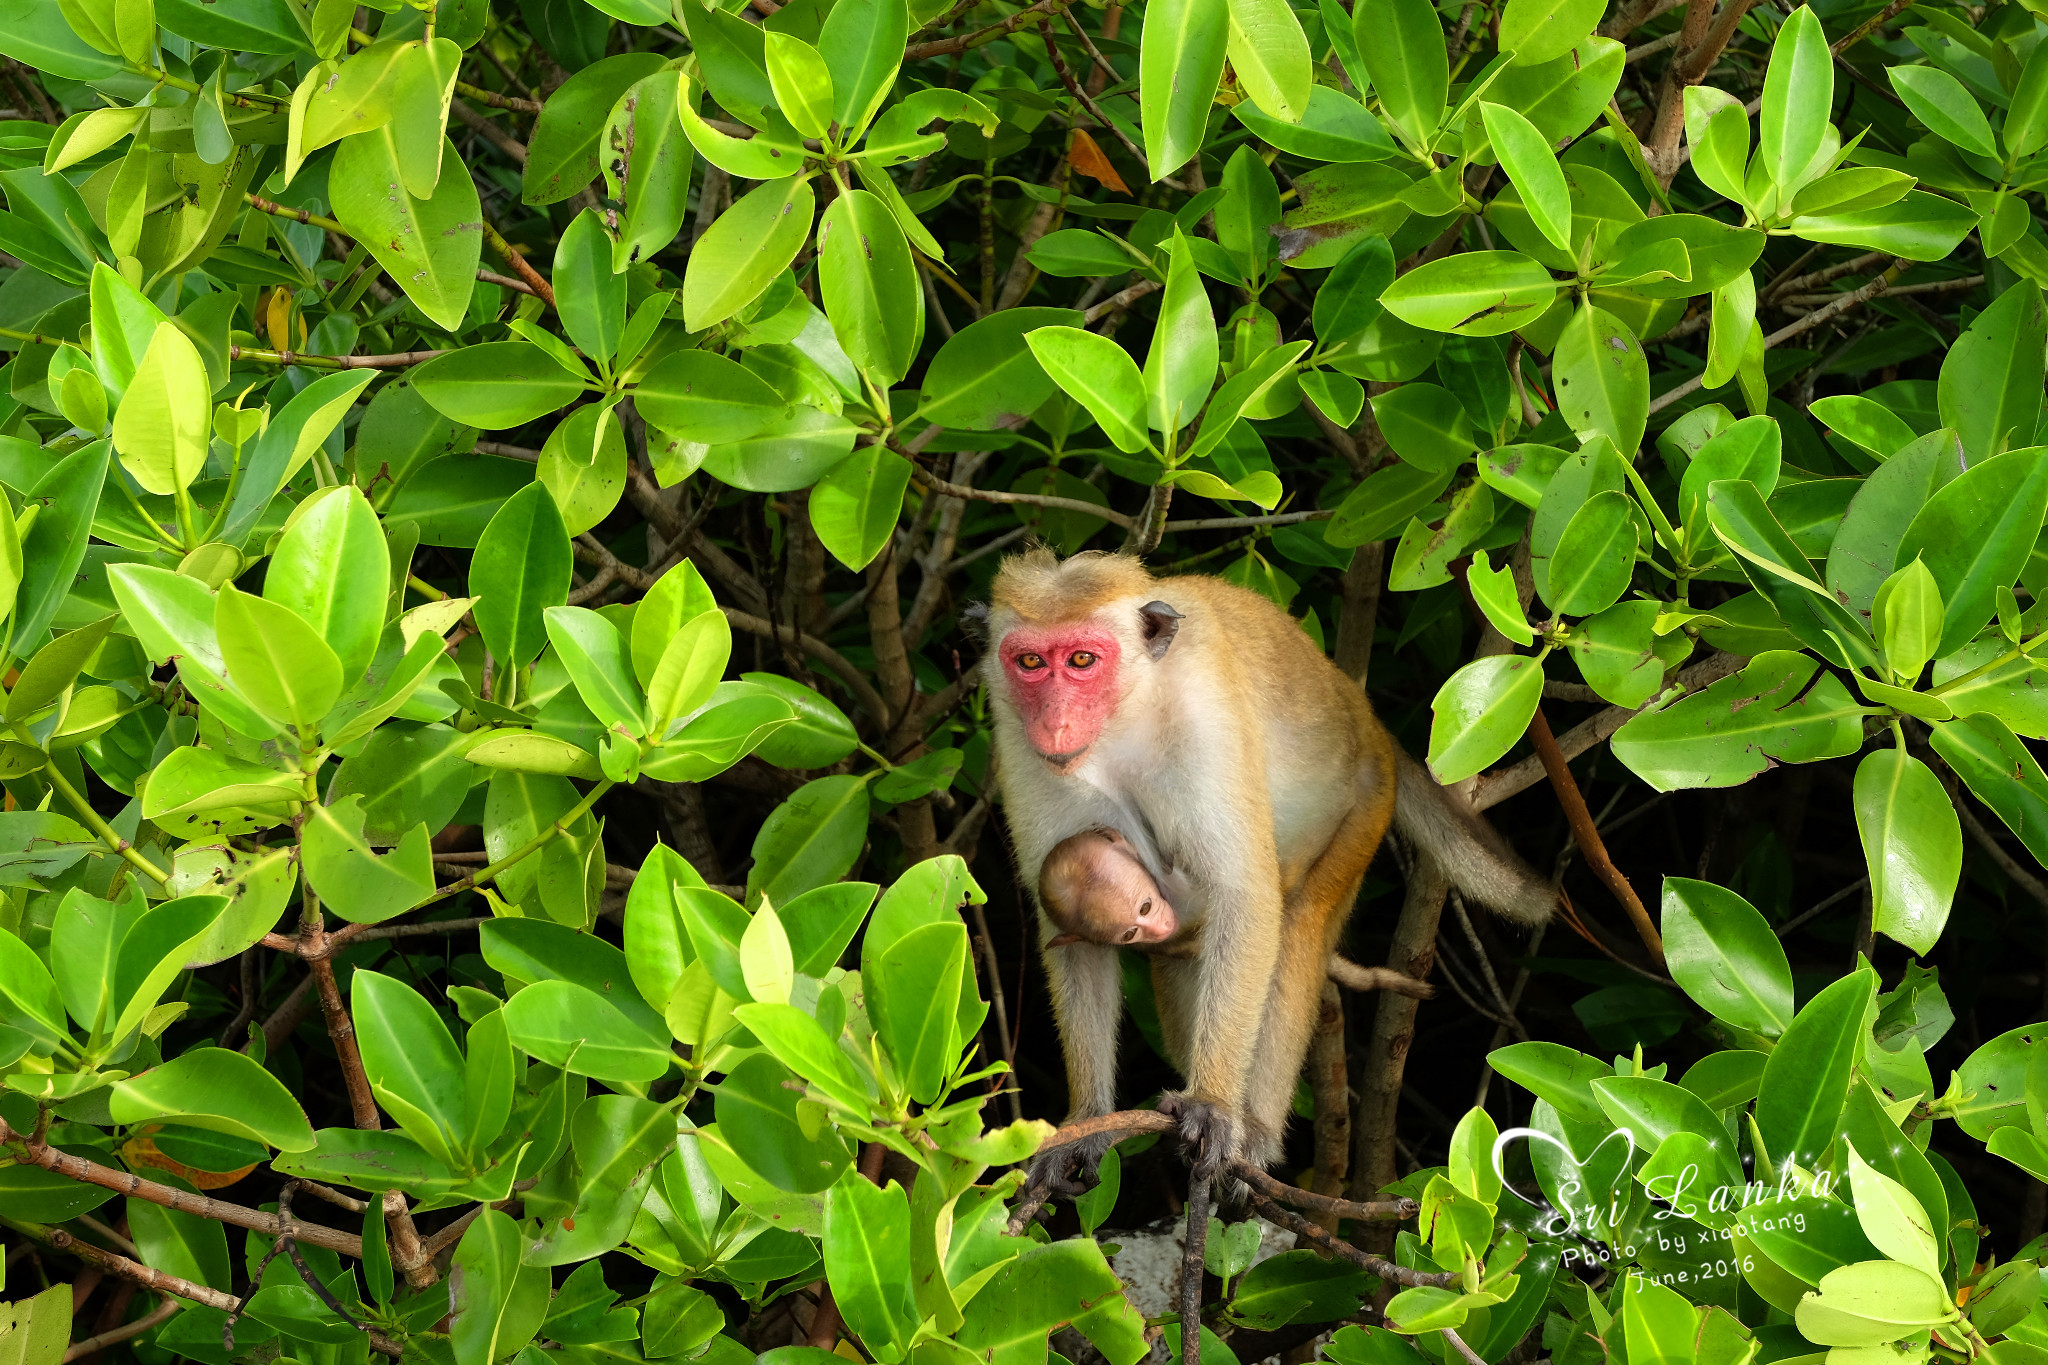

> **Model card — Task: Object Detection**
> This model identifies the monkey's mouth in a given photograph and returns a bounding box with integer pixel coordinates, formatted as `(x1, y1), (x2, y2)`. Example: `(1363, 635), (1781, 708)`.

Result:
(1040, 745), (1089, 771)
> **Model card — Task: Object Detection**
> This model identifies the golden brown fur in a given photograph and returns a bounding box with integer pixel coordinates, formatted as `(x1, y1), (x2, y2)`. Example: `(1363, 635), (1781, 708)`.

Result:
(986, 548), (1547, 1185)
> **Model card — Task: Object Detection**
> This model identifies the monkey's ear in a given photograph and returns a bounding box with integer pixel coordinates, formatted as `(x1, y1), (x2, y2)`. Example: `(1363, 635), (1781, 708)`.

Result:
(1139, 601), (1183, 658)
(961, 601), (991, 644)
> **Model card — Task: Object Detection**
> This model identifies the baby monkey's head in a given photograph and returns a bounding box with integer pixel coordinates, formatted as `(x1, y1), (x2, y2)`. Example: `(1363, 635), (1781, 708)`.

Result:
(1038, 827), (1179, 948)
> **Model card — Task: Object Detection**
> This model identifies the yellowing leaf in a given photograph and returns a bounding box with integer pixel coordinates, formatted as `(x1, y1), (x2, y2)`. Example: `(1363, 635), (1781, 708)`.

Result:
(112, 321), (211, 495)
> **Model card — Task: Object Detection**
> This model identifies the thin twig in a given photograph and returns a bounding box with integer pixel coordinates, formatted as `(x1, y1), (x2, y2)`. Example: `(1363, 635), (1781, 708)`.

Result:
(1649, 260), (1908, 415)
(1776, 877), (1870, 938)
(0, 1119), (361, 1258)
(906, 0), (1074, 58)
(1181, 1175), (1210, 1365)
(1082, 277), (1162, 322)
(1528, 708), (1665, 965)
(1244, 1195), (1459, 1287)
(1472, 652), (1747, 810)
(64, 1296), (178, 1362)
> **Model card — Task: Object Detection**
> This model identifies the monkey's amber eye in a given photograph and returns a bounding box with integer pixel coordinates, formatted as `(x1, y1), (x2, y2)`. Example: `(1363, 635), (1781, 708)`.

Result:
(1069, 651), (1097, 669)
(1137, 899), (1154, 917)
(1016, 653), (1046, 671)
(1121, 927), (1140, 943)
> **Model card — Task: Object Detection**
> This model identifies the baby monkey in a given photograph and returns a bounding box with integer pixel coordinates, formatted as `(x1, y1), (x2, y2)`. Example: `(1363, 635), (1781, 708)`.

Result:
(1038, 828), (1432, 998)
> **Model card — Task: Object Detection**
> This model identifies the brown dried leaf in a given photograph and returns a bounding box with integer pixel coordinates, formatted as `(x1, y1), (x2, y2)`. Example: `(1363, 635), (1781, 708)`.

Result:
(1069, 129), (1131, 195)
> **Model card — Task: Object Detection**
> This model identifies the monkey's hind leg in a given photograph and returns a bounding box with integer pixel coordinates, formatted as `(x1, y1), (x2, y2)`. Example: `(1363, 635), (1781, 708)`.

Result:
(1240, 788), (1393, 1168)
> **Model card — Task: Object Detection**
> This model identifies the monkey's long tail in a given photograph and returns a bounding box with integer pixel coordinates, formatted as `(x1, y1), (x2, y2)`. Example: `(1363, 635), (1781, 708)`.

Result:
(1327, 955), (1433, 998)
(1390, 751), (1557, 925)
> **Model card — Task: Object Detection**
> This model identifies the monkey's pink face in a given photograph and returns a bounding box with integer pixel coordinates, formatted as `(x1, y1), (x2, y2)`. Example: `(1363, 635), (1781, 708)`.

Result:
(999, 625), (1122, 770)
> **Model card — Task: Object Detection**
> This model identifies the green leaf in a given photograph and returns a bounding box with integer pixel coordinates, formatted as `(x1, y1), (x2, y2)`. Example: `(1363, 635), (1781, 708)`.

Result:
(1140, 0), (1227, 179)
(1872, 558), (1943, 683)
(1707, 478), (1878, 672)
(471, 481), (573, 672)
(1930, 714), (2048, 867)
(1611, 651), (1866, 791)
(1547, 489), (1636, 616)
(1370, 384), (1475, 472)
(1498, 0), (1604, 65)
(1795, 1261), (1954, 1346)
(824, 1172), (918, 1360)
(109, 1046), (315, 1151)
(740, 899), (795, 1005)
(1145, 232), (1219, 435)
(450, 1210), (552, 1365)
(1759, 6), (1831, 191)
(635, 350), (788, 445)
(2008, 38), (2048, 160)
(265, 485), (388, 683)
(303, 796), (436, 924)
(682, 176), (816, 332)
(1427, 653), (1545, 783)
(764, 31), (833, 139)
(605, 72), (697, 271)
(1467, 549), (1533, 646)
(111, 321), (210, 496)
(1026, 327), (1150, 454)
(1482, 103), (1570, 252)
(216, 581), (344, 734)
(818, 189), (921, 387)
(819, 0), (905, 137)
(544, 605), (645, 734)
(1554, 306), (1648, 456)
(1788, 191), (1977, 261)
(13, 441), (108, 658)
(1896, 445), (2048, 657)
(633, 562), (720, 688)
(646, 609), (733, 735)
(1381, 252), (1558, 336)
(1845, 1144), (1941, 1281)
(502, 979), (677, 1082)
(556, 209), (626, 368)
(351, 969), (468, 1165)
(916, 307), (1080, 429)
(781, 880), (876, 976)
(811, 444), (913, 572)
(747, 773), (871, 909)
(1888, 64), (1996, 159)
(523, 52), (668, 204)
(1755, 966), (1874, 1169)
(1938, 282), (2047, 465)
(332, 127), (479, 333)
(1854, 747), (1961, 956)
(413, 342), (587, 428)
(1661, 878), (1793, 1035)
(715, 1052), (853, 1192)
(869, 919), (967, 1104)
(5, 614), (116, 723)
(733, 1001), (867, 1108)
(1354, 0), (1447, 151)
(1226, 0), (1310, 123)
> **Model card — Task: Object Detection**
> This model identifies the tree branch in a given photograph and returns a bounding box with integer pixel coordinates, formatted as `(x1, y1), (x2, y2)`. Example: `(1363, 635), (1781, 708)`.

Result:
(0, 1119), (363, 1259)
(1472, 652), (1745, 810)
(1528, 708), (1665, 965)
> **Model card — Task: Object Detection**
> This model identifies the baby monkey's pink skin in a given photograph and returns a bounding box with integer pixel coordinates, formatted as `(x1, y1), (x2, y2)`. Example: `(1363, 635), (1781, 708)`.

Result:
(1038, 827), (1182, 949)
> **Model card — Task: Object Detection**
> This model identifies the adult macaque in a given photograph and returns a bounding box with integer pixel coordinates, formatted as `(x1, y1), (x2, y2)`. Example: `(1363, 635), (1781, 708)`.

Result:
(982, 549), (1552, 1193)
(1038, 827), (1432, 998)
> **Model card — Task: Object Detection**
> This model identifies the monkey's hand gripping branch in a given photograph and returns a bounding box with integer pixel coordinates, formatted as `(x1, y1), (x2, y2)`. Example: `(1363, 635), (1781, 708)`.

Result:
(1004, 1111), (1440, 1283)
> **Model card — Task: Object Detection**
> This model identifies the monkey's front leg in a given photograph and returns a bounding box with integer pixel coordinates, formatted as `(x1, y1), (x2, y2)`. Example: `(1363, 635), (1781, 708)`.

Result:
(1025, 935), (1125, 1198)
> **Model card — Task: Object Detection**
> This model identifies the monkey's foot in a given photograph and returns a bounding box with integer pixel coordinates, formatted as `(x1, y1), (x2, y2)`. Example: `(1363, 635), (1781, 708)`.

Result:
(1157, 1092), (1241, 1183)
(1022, 1126), (1120, 1202)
